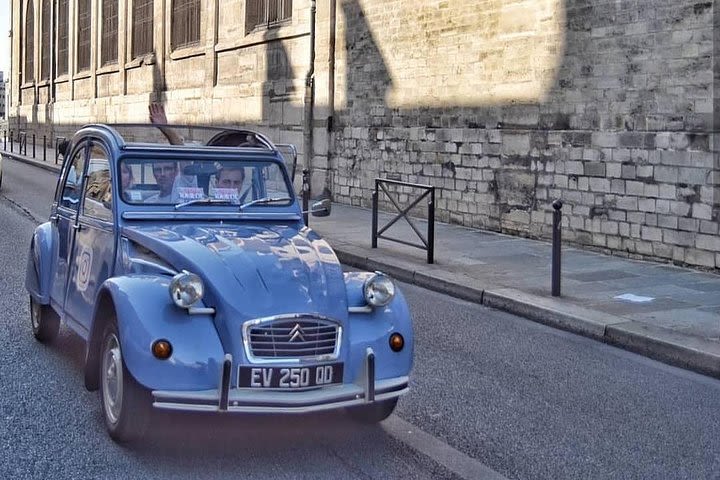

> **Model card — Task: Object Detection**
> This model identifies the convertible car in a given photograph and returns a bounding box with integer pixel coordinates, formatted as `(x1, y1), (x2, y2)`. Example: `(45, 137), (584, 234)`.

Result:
(25, 124), (413, 442)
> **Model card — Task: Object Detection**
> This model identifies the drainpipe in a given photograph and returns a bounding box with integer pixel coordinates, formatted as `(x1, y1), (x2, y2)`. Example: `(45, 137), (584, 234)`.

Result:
(303, 0), (316, 193)
(326, 0), (336, 194)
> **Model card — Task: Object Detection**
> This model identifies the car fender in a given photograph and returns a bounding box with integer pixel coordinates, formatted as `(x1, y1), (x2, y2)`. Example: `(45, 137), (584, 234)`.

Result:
(25, 222), (55, 304)
(90, 275), (226, 391)
(344, 272), (414, 382)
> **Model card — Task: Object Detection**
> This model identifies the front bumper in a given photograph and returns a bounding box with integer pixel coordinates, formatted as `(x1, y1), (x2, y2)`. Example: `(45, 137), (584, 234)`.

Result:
(151, 348), (410, 414)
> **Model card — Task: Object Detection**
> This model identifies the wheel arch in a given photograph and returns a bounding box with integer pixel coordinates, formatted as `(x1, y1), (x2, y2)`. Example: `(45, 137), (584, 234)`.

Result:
(84, 288), (116, 391)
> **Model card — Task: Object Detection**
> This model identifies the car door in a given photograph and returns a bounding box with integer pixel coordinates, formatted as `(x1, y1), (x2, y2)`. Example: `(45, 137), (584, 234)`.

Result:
(63, 142), (116, 336)
(49, 141), (89, 314)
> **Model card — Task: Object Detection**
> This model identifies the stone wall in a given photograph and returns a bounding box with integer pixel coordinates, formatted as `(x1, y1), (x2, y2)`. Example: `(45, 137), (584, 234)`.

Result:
(324, 0), (719, 269)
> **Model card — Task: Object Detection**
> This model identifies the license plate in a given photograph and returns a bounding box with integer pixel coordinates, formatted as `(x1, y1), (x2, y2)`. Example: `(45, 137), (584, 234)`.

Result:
(238, 363), (344, 389)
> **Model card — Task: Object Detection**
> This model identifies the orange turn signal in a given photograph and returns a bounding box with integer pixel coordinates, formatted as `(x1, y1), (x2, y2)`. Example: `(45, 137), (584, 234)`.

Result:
(152, 340), (173, 360)
(389, 333), (404, 352)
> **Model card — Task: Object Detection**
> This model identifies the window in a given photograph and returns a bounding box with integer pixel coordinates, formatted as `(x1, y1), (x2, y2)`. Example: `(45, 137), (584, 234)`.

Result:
(24, 0), (35, 83)
(101, 0), (119, 65)
(246, 0), (292, 32)
(171, 0), (200, 50)
(57, 0), (69, 75)
(77, 0), (91, 71)
(132, 0), (154, 58)
(60, 146), (87, 210)
(41, 0), (51, 80)
(82, 146), (113, 221)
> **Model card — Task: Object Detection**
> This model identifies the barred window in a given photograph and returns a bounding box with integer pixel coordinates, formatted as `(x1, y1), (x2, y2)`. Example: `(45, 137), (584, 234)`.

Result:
(132, 0), (154, 58)
(41, 0), (51, 79)
(24, 0), (35, 83)
(171, 0), (201, 50)
(77, 0), (91, 71)
(246, 0), (292, 33)
(101, 0), (119, 65)
(57, 0), (69, 75)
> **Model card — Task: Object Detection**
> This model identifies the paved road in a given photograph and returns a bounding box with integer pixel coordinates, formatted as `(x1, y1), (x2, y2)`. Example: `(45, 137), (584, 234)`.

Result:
(2, 157), (720, 479)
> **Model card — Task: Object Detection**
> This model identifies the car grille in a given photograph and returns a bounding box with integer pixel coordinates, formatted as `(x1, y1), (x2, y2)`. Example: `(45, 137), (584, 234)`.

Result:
(246, 317), (340, 360)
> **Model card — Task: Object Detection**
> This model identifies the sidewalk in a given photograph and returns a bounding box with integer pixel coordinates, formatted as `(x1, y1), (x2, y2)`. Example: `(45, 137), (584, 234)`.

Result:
(4, 143), (720, 378)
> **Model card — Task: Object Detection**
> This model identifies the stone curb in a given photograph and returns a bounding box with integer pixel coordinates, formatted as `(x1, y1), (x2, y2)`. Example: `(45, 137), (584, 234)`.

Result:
(333, 246), (720, 380)
(1, 151), (63, 174)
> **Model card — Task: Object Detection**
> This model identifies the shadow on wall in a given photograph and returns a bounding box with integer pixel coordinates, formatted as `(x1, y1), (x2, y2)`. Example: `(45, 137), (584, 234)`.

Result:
(334, 0), (717, 243)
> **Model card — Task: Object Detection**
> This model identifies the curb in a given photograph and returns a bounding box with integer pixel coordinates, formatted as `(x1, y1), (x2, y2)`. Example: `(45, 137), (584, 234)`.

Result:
(333, 246), (720, 380)
(1, 151), (62, 174)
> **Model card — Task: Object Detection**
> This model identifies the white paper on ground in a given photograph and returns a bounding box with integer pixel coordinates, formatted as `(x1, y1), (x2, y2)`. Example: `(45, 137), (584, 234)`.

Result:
(614, 293), (655, 303)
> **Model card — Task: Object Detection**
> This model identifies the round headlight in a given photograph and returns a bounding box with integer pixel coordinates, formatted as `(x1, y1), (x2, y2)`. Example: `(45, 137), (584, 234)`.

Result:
(169, 271), (204, 308)
(363, 272), (396, 307)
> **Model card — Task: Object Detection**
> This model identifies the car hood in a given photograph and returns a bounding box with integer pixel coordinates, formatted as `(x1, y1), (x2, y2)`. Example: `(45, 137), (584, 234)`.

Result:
(121, 223), (348, 321)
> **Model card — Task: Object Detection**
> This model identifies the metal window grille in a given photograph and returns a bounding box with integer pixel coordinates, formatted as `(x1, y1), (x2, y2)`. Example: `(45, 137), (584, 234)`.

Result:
(246, 0), (292, 33)
(24, 0), (35, 83)
(77, 0), (91, 71)
(132, 0), (154, 58)
(101, 0), (118, 65)
(41, 0), (51, 79)
(171, 0), (201, 50)
(57, 0), (68, 75)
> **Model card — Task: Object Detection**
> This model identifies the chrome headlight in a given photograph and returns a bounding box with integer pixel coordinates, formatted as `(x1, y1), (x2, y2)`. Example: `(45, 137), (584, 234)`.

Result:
(169, 271), (204, 308)
(363, 272), (395, 307)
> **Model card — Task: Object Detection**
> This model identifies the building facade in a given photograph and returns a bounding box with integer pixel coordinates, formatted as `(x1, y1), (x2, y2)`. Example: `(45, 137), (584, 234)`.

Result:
(8, 0), (720, 270)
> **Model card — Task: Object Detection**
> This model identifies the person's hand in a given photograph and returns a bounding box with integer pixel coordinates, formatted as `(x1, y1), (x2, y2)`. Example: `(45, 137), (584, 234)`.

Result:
(149, 103), (168, 125)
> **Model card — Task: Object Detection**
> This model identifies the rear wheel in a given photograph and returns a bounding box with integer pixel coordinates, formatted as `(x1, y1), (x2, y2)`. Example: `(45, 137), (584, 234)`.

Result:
(346, 398), (398, 424)
(99, 320), (151, 442)
(30, 296), (60, 343)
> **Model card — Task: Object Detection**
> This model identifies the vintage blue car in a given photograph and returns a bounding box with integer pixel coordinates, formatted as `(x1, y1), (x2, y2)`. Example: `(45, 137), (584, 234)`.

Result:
(25, 124), (413, 442)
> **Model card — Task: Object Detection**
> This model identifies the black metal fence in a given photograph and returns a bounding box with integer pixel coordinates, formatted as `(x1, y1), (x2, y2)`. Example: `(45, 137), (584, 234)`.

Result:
(371, 178), (435, 264)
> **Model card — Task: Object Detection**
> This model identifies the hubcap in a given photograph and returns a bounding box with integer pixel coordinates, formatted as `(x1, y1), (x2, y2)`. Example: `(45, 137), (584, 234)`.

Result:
(102, 333), (123, 425)
(30, 300), (40, 331)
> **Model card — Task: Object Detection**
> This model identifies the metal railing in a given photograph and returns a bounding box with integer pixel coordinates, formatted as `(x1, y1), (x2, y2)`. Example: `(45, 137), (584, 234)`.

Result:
(371, 178), (435, 264)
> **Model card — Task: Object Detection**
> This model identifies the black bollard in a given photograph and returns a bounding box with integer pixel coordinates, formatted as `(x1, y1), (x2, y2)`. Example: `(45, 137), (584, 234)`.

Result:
(552, 199), (563, 297)
(427, 188), (435, 264)
(32, 134), (36, 158)
(9, 130), (13, 153)
(43, 135), (47, 162)
(302, 169), (310, 226)
(371, 186), (378, 248)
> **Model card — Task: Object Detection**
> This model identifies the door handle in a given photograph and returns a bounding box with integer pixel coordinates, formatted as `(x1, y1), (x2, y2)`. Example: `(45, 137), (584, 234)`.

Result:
(50, 215), (58, 223)
(72, 224), (82, 231)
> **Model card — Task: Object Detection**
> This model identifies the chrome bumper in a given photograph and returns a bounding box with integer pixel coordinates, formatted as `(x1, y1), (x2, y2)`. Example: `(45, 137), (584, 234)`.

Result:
(152, 348), (410, 414)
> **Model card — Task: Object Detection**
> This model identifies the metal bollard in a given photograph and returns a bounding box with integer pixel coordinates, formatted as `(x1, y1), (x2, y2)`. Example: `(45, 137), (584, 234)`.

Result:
(43, 135), (47, 162)
(3, 131), (5, 150)
(32, 134), (36, 158)
(552, 199), (563, 297)
(371, 186), (378, 248)
(427, 188), (435, 264)
(302, 169), (310, 226)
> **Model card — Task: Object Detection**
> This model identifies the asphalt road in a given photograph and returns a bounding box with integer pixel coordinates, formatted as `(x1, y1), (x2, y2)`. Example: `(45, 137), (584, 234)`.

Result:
(1, 157), (720, 480)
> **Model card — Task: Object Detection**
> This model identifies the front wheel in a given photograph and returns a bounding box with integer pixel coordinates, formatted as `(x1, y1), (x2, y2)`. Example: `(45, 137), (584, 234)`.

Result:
(99, 320), (151, 442)
(346, 398), (398, 424)
(30, 296), (60, 343)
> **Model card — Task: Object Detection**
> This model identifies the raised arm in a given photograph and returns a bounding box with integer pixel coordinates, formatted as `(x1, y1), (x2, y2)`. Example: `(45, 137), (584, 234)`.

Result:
(149, 103), (184, 145)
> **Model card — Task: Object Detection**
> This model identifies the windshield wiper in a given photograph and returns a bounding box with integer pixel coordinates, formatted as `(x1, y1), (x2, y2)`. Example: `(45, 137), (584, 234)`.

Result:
(239, 197), (292, 210)
(174, 198), (237, 210)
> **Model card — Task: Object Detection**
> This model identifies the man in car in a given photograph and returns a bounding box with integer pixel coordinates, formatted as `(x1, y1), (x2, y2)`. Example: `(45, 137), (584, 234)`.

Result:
(146, 161), (179, 203)
(214, 164), (247, 203)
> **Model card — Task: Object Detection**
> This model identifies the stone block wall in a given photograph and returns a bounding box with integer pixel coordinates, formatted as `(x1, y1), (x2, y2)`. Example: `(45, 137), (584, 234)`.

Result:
(325, 0), (719, 269)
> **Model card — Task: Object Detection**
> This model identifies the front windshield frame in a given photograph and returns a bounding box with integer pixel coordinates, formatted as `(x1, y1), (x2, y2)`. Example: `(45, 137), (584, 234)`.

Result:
(118, 155), (295, 209)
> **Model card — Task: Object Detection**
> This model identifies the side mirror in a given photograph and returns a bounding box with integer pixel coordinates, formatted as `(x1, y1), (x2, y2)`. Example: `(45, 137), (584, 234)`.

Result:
(311, 198), (331, 217)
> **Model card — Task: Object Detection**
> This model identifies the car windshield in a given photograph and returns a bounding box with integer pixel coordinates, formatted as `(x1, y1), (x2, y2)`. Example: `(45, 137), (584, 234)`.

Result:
(119, 158), (293, 208)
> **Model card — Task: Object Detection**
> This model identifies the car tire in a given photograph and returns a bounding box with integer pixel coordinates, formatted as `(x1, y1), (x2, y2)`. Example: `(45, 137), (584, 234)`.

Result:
(30, 296), (60, 343)
(345, 398), (398, 424)
(99, 320), (151, 443)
